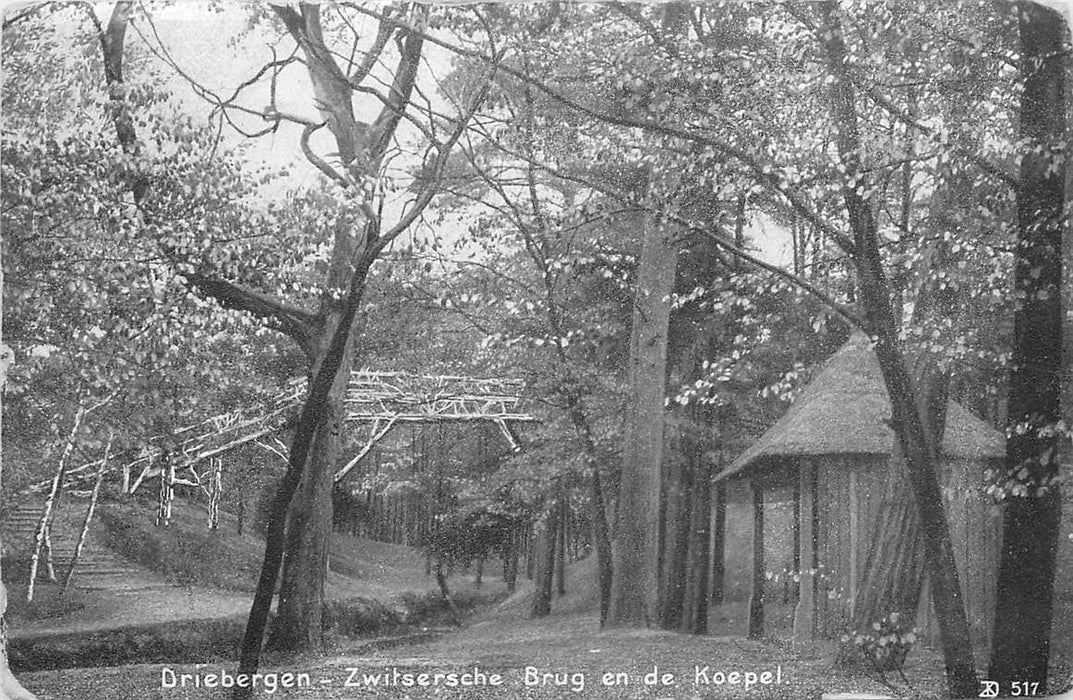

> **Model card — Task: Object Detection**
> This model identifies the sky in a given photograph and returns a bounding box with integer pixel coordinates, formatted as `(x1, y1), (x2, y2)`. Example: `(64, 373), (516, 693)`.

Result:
(5, 0), (893, 268)
(112, 1), (798, 265)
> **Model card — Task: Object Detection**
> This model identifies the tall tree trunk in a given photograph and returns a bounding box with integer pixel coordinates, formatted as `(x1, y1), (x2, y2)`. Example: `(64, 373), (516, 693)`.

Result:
(555, 497), (567, 597)
(607, 215), (677, 628)
(267, 318), (355, 651)
(64, 436), (112, 593)
(847, 255), (957, 650)
(531, 502), (559, 618)
(818, 4), (977, 695)
(27, 405), (86, 602)
(989, 6), (1066, 692)
(591, 467), (614, 625)
(434, 557), (462, 626)
(504, 525), (520, 593)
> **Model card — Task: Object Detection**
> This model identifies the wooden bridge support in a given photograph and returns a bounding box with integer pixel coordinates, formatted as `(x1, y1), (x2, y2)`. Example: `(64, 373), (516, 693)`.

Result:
(156, 455), (175, 527)
(207, 457), (222, 530)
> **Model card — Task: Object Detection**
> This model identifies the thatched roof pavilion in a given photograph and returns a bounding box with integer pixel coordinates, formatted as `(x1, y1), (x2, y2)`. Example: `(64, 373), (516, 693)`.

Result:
(720, 334), (1004, 482)
(715, 334), (1005, 643)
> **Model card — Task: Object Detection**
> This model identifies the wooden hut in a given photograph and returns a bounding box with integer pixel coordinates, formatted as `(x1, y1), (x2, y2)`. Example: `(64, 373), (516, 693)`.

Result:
(715, 334), (1004, 646)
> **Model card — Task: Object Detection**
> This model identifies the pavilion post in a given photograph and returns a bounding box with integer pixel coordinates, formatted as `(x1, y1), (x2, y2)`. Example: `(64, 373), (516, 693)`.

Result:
(794, 461), (817, 640)
(748, 480), (765, 639)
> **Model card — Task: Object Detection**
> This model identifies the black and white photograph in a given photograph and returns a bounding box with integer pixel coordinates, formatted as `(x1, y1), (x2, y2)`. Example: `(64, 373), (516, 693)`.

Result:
(1, 1), (1072, 698)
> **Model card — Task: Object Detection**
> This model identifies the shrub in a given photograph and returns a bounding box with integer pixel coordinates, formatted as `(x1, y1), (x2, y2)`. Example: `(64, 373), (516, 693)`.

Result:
(840, 611), (917, 684)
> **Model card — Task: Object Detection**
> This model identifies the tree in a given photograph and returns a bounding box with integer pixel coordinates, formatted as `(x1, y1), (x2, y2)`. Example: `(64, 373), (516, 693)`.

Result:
(607, 213), (677, 627)
(2, 4), (501, 691)
(0, 338), (37, 699)
(988, 4), (1067, 691)
(811, 4), (977, 692)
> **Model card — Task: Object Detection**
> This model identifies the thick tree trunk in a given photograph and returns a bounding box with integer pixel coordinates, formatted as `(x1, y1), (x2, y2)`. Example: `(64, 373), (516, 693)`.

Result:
(235, 265), (372, 700)
(267, 305), (357, 652)
(989, 6), (1066, 692)
(607, 216), (677, 628)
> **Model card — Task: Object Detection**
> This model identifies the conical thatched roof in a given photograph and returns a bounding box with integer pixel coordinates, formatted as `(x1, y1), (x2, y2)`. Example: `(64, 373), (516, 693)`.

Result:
(718, 335), (1005, 481)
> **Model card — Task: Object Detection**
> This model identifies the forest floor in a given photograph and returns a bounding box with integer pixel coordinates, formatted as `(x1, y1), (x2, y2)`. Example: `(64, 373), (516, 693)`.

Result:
(16, 598), (958, 700)
(6, 500), (1073, 700)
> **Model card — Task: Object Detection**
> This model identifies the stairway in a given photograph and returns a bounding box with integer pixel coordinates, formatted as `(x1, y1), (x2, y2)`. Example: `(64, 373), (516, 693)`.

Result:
(1, 499), (177, 596)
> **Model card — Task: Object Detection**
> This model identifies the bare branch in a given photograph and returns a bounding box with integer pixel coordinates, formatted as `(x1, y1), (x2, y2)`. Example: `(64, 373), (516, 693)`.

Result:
(299, 122), (348, 185)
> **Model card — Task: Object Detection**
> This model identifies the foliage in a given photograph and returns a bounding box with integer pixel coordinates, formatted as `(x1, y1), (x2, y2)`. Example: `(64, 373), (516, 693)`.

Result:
(840, 611), (918, 684)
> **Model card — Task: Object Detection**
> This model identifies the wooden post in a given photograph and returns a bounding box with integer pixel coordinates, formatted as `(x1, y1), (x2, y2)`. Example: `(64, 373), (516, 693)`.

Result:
(748, 481), (765, 639)
(208, 457), (222, 530)
(792, 476), (801, 601)
(794, 462), (817, 640)
(156, 454), (175, 527)
(848, 469), (859, 618)
(710, 481), (726, 605)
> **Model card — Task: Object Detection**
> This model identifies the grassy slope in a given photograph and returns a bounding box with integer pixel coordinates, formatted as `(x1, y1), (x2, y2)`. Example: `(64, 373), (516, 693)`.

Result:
(95, 497), (431, 594)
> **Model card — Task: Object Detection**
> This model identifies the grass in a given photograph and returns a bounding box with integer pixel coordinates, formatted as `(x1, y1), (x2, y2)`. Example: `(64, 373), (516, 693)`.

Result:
(96, 498), (266, 592)
(2, 579), (94, 626)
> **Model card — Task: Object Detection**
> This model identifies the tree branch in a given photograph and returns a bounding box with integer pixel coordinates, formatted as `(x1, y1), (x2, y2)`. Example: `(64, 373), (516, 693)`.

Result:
(184, 274), (317, 355)
(368, 48), (505, 260)
(365, 7), (426, 167)
(346, 7), (395, 84)
(341, 3), (856, 255)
